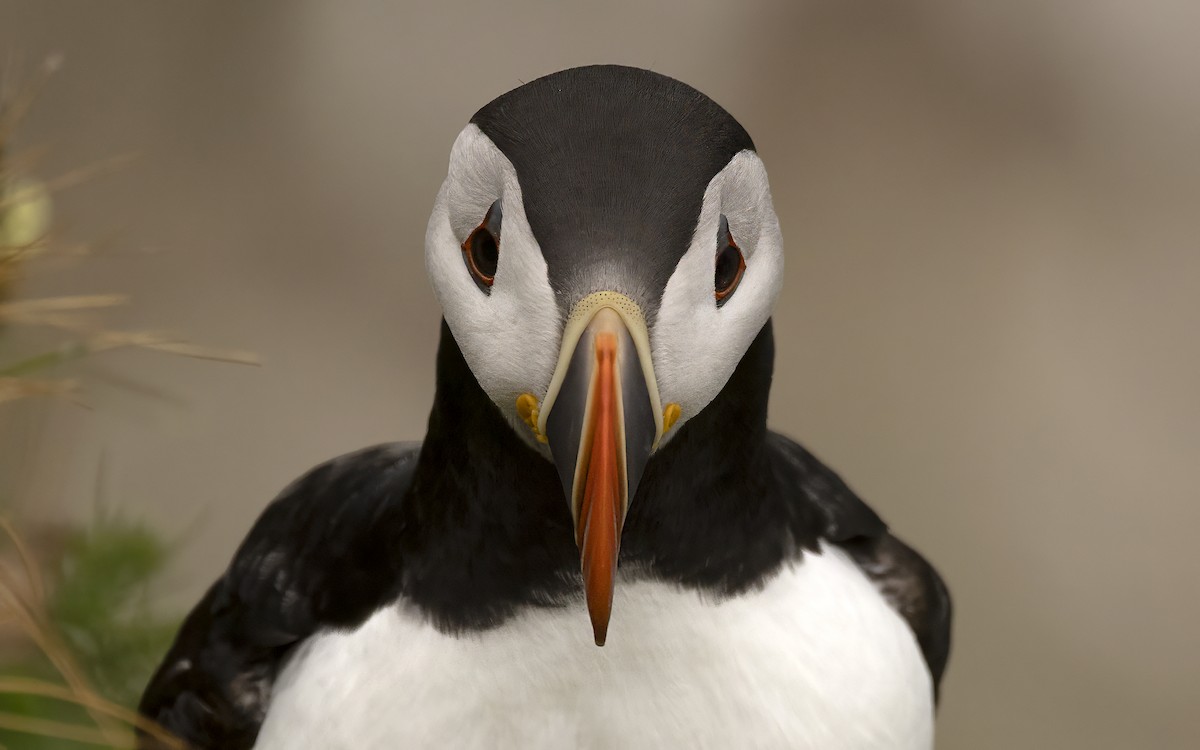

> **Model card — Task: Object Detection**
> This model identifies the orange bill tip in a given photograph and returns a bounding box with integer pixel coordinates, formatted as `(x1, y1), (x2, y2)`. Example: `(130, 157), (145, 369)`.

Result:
(578, 331), (623, 646)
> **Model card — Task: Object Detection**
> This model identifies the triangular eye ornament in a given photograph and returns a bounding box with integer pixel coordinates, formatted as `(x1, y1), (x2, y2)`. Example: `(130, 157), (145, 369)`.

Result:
(463, 199), (503, 292)
(715, 214), (746, 306)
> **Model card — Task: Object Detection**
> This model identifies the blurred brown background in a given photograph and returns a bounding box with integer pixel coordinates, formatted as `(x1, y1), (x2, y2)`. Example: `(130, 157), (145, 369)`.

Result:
(3, 1), (1198, 747)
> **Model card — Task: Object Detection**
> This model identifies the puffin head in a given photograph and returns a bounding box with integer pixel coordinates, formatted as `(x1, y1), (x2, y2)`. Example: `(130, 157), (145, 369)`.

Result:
(425, 65), (784, 645)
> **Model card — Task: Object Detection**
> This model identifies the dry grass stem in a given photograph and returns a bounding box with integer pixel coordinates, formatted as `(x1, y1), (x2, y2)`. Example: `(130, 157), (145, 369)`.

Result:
(0, 54), (192, 748)
(0, 519), (185, 748)
(0, 377), (79, 404)
(143, 340), (261, 365)
(0, 678), (182, 748)
(0, 710), (134, 748)
(0, 294), (129, 317)
(0, 519), (42, 605)
(0, 532), (125, 746)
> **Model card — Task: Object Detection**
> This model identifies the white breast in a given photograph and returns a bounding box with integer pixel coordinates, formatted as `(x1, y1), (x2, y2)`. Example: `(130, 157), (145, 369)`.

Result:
(254, 543), (933, 750)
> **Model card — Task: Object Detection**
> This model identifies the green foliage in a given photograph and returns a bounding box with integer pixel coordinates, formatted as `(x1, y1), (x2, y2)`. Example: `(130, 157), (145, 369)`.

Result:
(0, 663), (97, 750)
(0, 53), (223, 749)
(50, 518), (179, 709)
(0, 516), (180, 749)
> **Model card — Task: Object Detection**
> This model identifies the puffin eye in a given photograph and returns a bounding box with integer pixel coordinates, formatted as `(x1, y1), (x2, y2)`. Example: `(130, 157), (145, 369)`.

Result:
(714, 214), (746, 306)
(462, 199), (502, 291)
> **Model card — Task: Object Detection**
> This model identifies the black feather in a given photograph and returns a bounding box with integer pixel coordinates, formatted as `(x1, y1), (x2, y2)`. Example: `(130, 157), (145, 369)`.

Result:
(139, 321), (952, 748)
(140, 65), (951, 747)
(137, 444), (416, 748)
(471, 65), (754, 318)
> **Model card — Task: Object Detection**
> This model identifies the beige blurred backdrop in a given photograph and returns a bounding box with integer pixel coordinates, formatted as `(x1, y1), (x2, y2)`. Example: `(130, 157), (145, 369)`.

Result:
(3, 1), (1199, 747)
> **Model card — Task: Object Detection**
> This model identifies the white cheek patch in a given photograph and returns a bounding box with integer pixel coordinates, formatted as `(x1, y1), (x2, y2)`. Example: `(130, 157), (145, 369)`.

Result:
(652, 150), (784, 441)
(425, 125), (561, 446)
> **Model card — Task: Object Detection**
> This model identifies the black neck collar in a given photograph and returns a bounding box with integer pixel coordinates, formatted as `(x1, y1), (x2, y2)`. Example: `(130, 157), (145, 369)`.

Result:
(399, 319), (807, 631)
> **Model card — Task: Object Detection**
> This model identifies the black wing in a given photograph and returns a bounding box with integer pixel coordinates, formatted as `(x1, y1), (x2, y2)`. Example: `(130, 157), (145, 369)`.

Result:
(768, 432), (953, 698)
(137, 443), (419, 749)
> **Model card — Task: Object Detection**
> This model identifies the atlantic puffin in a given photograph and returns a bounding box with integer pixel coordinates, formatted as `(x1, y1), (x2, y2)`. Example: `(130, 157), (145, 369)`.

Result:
(139, 64), (951, 750)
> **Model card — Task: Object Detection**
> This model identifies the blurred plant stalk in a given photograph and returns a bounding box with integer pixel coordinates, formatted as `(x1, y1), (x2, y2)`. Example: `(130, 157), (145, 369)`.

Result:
(0, 55), (257, 408)
(0, 54), (255, 748)
(0, 517), (184, 748)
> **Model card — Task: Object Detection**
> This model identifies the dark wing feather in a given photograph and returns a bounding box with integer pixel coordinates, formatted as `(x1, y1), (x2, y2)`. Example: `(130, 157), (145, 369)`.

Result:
(840, 533), (953, 699)
(137, 443), (418, 749)
(767, 432), (953, 698)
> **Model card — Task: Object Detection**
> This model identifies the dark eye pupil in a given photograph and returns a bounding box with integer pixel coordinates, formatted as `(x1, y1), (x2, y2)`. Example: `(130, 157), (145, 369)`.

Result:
(714, 214), (745, 305)
(462, 200), (502, 290)
(715, 244), (740, 291)
(470, 229), (499, 279)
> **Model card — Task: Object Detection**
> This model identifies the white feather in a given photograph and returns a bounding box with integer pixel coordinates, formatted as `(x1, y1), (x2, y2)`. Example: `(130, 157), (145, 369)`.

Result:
(254, 543), (933, 750)
(425, 125), (562, 449)
(426, 131), (786, 451)
(652, 150), (784, 444)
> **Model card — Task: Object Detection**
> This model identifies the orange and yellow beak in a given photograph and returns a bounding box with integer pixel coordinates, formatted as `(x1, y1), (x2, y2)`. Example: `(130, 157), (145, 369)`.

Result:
(532, 292), (669, 646)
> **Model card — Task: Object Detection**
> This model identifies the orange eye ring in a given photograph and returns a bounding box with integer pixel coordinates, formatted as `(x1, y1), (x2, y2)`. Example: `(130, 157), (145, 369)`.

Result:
(462, 201), (501, 290)
(714, 224), (745, 305)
